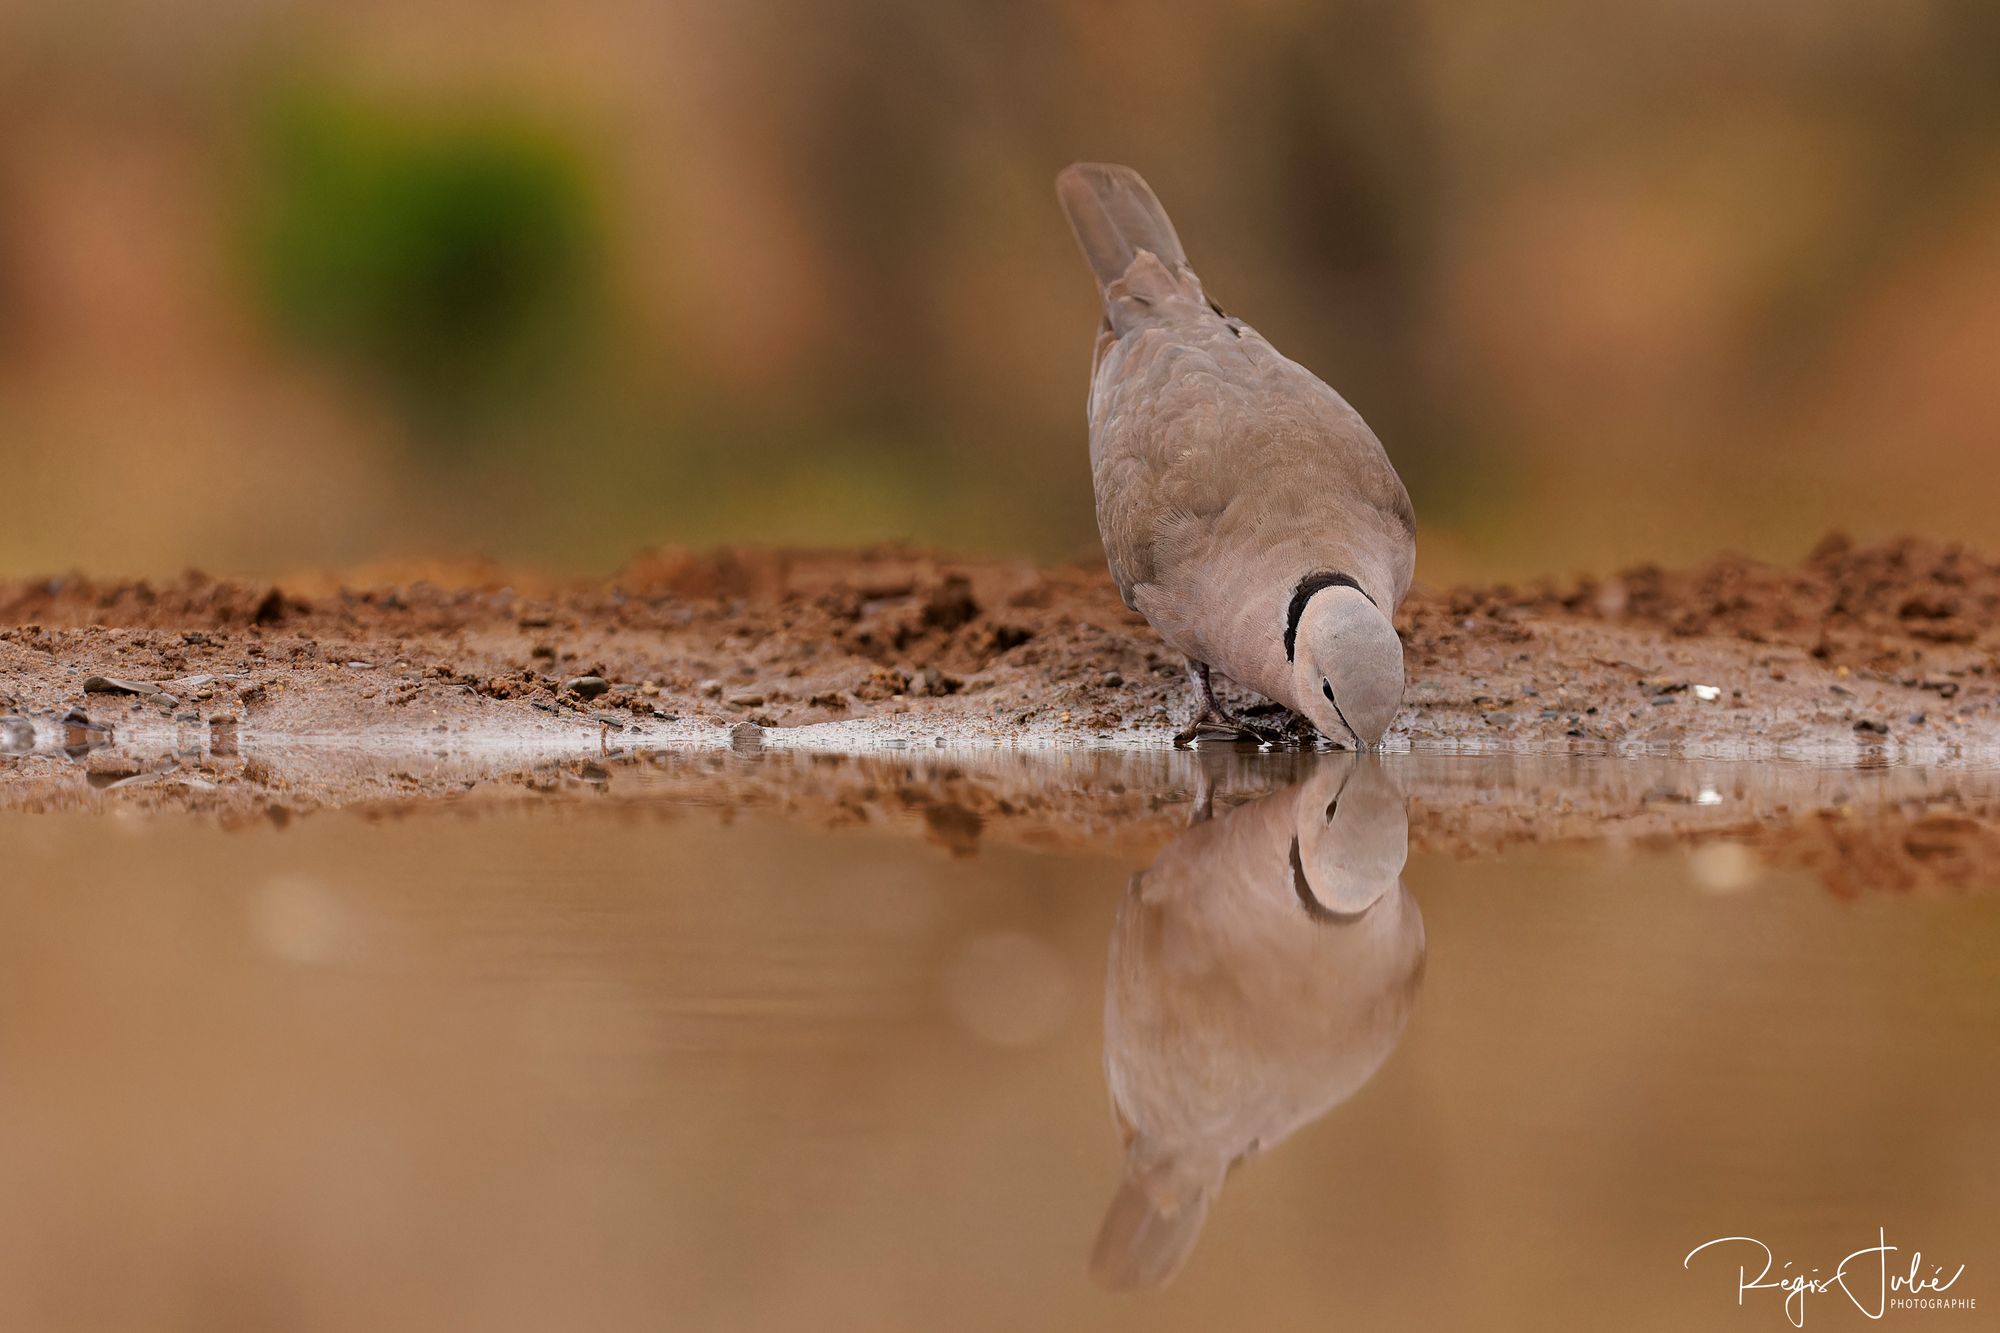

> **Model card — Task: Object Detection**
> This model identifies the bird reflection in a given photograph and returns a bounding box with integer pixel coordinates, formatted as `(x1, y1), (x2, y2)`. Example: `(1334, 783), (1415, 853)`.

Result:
(1091, 756), (1425, 1290)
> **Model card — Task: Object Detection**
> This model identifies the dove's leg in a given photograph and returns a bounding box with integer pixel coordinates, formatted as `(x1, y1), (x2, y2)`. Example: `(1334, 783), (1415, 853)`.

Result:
(1171, 659), (1227, 746)
(1191, 658), (1225, 712)
(1173, 660), (1282, 748)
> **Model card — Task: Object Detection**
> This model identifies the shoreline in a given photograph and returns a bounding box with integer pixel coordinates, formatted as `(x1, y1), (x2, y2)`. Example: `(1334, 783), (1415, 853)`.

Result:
(3, 535), (1996, 768)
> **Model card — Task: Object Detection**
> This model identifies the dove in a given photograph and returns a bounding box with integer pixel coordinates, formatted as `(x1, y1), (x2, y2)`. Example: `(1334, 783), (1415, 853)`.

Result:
(1056, 163), (1417, 748)
(1090, 757), (1425, 1290)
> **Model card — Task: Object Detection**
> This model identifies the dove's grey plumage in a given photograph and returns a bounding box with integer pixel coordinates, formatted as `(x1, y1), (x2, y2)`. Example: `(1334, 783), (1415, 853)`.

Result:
(1056, 163), (1416, 746)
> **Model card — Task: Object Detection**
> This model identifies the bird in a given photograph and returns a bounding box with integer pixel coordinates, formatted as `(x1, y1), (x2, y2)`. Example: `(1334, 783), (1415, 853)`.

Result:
(1090, 757), (1425, 1289)
(1055, 163), (1417, 748)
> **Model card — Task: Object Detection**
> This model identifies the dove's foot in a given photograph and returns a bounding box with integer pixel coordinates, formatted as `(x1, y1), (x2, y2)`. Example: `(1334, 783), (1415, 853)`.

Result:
(1178, 722), (1289, 748)
(1172, 707), (1260, 748)
(1172, 659), (1285, 749)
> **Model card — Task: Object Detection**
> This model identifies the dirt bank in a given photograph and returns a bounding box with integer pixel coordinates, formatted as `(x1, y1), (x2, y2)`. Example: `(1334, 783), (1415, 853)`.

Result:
(2, 533), (1996, 760)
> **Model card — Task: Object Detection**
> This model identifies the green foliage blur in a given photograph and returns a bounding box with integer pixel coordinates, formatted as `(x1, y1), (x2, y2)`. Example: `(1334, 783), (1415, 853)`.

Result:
(242, 87), (603, 440)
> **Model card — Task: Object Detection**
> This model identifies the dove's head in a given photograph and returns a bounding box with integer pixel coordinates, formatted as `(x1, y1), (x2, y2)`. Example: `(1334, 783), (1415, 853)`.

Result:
(1291, 584), (1404, 749)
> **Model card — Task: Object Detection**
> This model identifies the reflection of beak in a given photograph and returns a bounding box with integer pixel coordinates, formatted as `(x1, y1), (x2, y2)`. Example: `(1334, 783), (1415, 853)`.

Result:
(1288, 836), (1374, 924)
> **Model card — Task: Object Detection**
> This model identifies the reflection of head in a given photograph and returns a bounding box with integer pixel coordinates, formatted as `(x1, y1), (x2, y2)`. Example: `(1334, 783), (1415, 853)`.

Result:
(1292, 760), (1409, 918)
(1092, 758), (1424, 1291)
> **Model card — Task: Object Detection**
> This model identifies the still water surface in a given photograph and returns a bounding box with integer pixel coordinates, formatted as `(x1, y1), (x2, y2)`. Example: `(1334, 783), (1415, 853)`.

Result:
(0, 752), (1994, 1331)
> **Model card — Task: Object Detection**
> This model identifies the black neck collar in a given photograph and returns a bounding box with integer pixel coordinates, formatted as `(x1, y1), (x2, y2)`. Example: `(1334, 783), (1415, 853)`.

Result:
(1284, 571), (1372, 662)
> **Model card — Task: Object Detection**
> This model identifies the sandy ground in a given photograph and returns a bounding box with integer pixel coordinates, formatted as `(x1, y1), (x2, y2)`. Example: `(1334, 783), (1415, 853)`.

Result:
(4, 534), (2000, 890)
(2, 532), (1995, 760)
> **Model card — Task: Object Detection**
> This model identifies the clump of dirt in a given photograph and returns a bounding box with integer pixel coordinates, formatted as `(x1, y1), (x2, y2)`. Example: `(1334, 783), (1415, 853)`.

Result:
(1432, 532), (2000, 666)
(0, 535), (1996, 757)
(1398, 534), (2000, 756)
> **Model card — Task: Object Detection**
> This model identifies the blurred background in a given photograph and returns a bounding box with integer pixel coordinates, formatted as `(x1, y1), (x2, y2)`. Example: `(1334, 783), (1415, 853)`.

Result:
(1, 0), (1996, 583)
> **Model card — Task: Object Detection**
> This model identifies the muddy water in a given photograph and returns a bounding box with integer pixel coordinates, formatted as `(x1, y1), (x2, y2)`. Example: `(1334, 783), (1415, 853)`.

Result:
(0, 753), (1995, 1332)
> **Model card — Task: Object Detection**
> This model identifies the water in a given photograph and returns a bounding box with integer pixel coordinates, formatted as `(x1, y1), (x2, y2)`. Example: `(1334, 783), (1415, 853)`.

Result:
(1, 748), (1995, 1331)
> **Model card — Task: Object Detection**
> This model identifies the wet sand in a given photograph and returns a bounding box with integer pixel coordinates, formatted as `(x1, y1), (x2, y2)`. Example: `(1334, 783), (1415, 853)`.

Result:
(5, 732), (1997, 902)
(4, 534), (1995, 764)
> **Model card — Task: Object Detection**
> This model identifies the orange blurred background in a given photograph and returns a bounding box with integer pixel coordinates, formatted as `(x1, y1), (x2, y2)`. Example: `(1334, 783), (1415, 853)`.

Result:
(2, 0), (1997, 582)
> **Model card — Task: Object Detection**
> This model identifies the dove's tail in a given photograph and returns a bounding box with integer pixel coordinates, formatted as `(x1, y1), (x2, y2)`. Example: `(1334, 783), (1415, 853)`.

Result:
(1056, 163), (1190, 293)
(1088, 1166), (1218, 1291)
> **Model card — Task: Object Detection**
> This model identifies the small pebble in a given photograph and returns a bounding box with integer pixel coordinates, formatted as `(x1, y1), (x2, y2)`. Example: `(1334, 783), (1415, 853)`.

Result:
(82, 675), (159, 696)
(566, 676), (610, 700)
